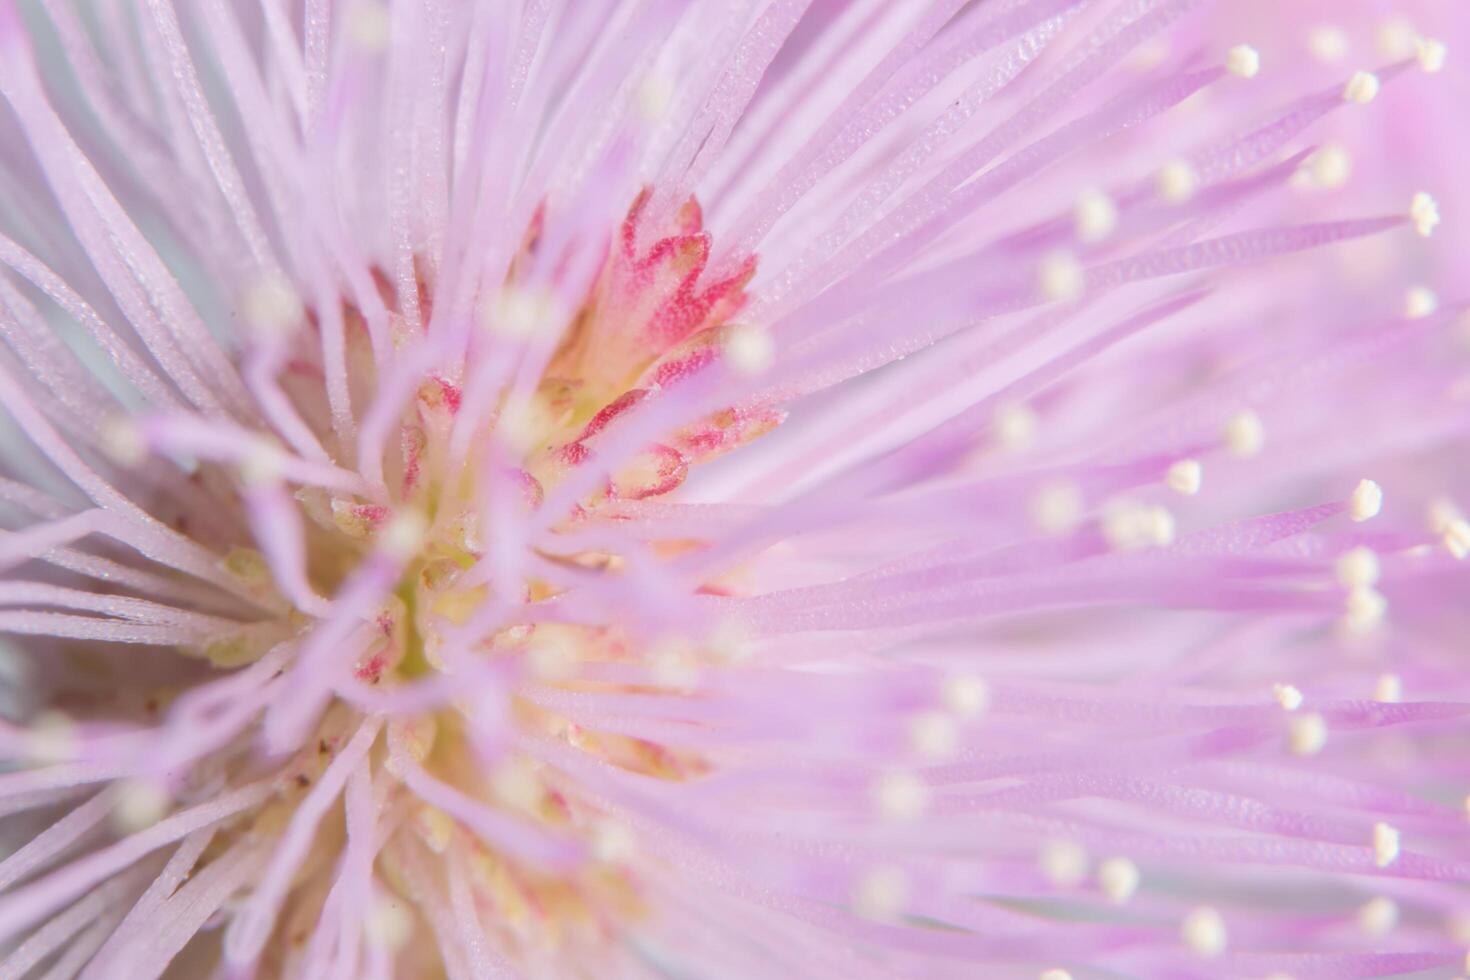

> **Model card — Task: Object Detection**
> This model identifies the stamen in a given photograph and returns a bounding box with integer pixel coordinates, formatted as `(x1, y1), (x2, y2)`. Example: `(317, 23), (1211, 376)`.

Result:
(1342, 71), (1381, 104)
(1349, 479), (1383, 522)
(1289, 713), (1327, 756)
(1225, 45), (1261, 79)
(1165, 459), (1202, 496)
(1097, 856), (1140, 903)
(1373, 821), (1400, 867)
(1181, 906), (1227, 957)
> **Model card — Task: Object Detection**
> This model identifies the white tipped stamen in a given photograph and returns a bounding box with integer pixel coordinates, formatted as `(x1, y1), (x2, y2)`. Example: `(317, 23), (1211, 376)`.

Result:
(1272, 683), (1304, 712)
(240, 440), (287, 487)
(941, 675), (990, 719)
(380, 510), (429, 560)
(637, 73), (677, 120)
(1350, 479), (1383, 522)
(483, 285), (561, 337)
(1165, 459), (1202, 496)
(1224, 410), (1264, 457)
(242, 274), (303, 336)
(1226, 45), (1261, 78)
(1157, 160), (1198, 203)
(1075, 189), (1118, 243)
(1344, 586), (1388, 633)
(1031, 481), (1084, 535)
(1442, 518), (1470, 559)
(365, 896), (413, 950)
(1307, 144), (1352, 189)
(592, 820), (636, 863)
(1289, 712), (1328, 756)
(1039, 971), (1073, 980)
(1040, 840), (1089, 887)
(1416, 37), (1447, 73)
(1343, 70), (1381, 104)
(100, 416), (148, 467)
(1375, 17), (1417, 60)
(1336, 547), (1380, 588)
(1373, 821), (1401, 867)
(996, 403), (1039, 451)
(1039, 251), (1085, 301)
(1103, 503), (1175, 551)
(1358, 896), (1399, 936)
(853, 867), (909, 921)
(1097, 856), (1140, 903)
(874, 771), (930, 821)
(909, 710), (959, 760)
(1373, 673), (1403, 704)
(346, 0), (392, 51)
(1309, 25), (1350, 64)
(1182, 906), (1227, 957)
(1410, 192), (1441, 237)
(111, 778), (171, 832)
(1404, 286), (1438, 319)
(723, 324), (775, 375)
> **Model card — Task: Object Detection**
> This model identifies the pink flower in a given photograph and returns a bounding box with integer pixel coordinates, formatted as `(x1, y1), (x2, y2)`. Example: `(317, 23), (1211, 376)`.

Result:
(0, 2), (1464, 977)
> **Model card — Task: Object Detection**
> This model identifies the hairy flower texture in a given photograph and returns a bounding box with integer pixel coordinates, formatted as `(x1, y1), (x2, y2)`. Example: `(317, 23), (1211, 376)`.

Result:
(0, 1), (1467, 977)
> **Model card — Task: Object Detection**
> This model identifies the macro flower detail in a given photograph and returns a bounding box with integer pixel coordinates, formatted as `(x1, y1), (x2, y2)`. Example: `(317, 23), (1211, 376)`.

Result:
(0, 2), (1465, 979)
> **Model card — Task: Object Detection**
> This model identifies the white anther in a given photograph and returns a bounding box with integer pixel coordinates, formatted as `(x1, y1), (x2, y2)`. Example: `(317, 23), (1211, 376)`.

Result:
(365, 896), (413, 950)
(1039, 971), (1073, 980)
(1224, 410), (1264, 457)
(379, 510), (429, 561)
(1358, 896), (1399, 936)
(484, 285), (559, 337)
(1343, 70), (1381, 104)
(1157, 160), (1198, 203)
(592, 820), (637, 863)
(1166, 459), (1202, 496)
(1097, 856), (1140, 903)
(1373, 673), (1403, 704)
(1405, 286), (1439, 319)
(1350, 479), (1383, 522)
(1309, 25), (1349, 64)
(1031, 481), (1084, 535)
(239, 440), (287, 487)
(25, 712), (77, 764)
(1075, 189), (1118, 243)
(1443, 518), (1470, 559)
(346, 0), (391, 51)
(526, 638), (575, 681)
(874, 771), (930, 821)
(1289, 712), (1328, 756)
(996, 403), (1039, 451)
(637, 72), (677, 120)
(242, 274), (303, 336)
(1308, 144), (1352, 189)
(941, 675), (990, 719)
(1416, 37), (1447, 74)
(1273, 683), (1304, 712)
(100, 416), (148, 467)
(1373, 821), (1401, 867)
(1344, 585), (1388, 634)
(1336, 547), (1380, 588)
(853, 866), (908, 921)
(1226, 45), (1261, 78)
(1411, 192), (1440, 237)
(1103, 503), (1175, 551)
(1376, 17), (1417, 60)
(723, 324), (775, 375)
(1182, 906), (1227, 957)
(1039, 251), (1085, 301)
(489, 761), (541, 812)
(112, 778), (170, 832)
(909, 710), (960, 760)
(1040, 840), (1089, 887)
